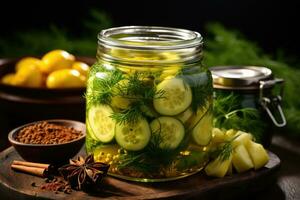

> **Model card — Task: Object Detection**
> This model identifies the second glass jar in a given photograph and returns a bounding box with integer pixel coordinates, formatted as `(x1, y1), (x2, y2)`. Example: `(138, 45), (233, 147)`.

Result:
(85, 26), (213, 182)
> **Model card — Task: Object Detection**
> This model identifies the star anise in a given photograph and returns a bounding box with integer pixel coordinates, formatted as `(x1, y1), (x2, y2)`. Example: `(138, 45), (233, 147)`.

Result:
(58, 154), (110, 190)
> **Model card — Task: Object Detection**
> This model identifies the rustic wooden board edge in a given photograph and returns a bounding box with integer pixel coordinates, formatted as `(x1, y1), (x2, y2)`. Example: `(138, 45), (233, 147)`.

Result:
(117, 151), (281, 200)
(0, 147), (281, 200)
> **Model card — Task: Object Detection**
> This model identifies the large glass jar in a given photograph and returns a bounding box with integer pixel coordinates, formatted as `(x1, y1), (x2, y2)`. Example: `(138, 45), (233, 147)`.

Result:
(85, 26), (213, 182)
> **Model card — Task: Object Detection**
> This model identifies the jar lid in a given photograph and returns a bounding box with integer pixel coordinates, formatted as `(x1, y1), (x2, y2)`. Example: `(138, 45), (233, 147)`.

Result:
(210, 66), (273, 90)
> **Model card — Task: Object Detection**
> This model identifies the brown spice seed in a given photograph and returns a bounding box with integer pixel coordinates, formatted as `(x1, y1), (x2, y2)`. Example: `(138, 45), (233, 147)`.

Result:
(16, 122), (83, 145)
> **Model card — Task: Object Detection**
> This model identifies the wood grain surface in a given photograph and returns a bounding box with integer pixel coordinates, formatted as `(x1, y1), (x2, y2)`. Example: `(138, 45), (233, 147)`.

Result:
(0, 146), (280, 200)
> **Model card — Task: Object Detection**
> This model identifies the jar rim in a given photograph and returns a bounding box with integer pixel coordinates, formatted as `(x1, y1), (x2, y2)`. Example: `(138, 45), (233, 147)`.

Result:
(98, 26), (203, 50)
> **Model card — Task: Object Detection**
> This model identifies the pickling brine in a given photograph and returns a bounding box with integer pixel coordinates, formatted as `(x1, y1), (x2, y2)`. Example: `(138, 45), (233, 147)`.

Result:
(85, 26), (213, 182)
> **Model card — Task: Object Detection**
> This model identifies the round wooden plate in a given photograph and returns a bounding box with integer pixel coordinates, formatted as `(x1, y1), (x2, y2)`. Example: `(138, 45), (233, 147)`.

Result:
(0, 146), (280, 200)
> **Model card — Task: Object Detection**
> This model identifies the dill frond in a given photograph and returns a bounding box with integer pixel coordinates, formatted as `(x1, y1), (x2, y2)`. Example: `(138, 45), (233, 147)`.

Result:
(209, 135), (239, 161)
(213, 93), (265, 142)
(110, 103), (143, 125)
(86, 68), (124, 107)
(109, 71), (165, 124)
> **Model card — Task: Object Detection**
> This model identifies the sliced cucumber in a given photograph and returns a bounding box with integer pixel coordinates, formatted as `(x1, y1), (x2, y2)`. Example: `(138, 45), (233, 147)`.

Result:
(187, 104), (209, 130)
(115, 118), (151, 151)
(140, 104), (159, 118)
(191, 113), (213, 146)
(86, 118), (98, 141)
(153, 78), (192, 116)
(88, 104), (116, 143)
(150, 116), (185, 149)
(111, 96), (131, 110)
(175, 107), (193, 124)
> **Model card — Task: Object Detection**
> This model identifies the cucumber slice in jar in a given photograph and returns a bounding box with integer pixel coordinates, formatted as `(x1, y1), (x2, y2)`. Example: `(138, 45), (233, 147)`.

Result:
(140, 104), (159, 118)
(175, 107), (193, 124)
(191, 113), (213, 146)
(115, 118), (151, 151)
(88, 104), (116, 143)
(186, 104), (210, 130)
(150, 116), (185, 149)
(86, 118), (98, 141)
(153, 77), (192, 116)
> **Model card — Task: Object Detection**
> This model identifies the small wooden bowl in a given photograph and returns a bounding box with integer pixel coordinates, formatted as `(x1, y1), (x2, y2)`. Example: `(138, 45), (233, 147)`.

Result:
(8, 119), (86, 165)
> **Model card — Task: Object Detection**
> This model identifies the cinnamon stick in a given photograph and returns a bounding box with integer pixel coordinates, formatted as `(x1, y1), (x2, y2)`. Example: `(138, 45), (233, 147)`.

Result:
(12, 160), (49, 169)
(11, 164), (46, 177)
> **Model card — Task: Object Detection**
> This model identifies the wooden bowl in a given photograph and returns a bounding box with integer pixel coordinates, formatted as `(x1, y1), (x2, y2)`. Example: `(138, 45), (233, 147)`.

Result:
(0, 56), (95, 97)
(8, 119), (86, 164)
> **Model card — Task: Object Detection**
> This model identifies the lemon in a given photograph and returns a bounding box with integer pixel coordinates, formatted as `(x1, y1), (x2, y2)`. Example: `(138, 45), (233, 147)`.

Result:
(72, 61), (89, 76)
(15, 57), (45, 72)
(41, 50), (75, 73)
(1, 73), (16, 85)
(46, 69), (86, 88)
(14, 65), (43, 87)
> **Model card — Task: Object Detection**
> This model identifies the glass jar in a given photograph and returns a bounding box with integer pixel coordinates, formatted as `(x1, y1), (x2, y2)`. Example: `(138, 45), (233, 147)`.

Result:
(85, 26), (213, 182)
(211, 66), (286, 147)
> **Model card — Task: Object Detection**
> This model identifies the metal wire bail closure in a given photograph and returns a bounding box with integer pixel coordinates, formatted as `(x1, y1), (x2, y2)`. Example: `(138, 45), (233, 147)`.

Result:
(259, 79), (286, 127)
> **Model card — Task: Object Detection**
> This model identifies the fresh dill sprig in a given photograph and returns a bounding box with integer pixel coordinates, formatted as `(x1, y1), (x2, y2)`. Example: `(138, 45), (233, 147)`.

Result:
(109, 71), (165, 124)
(213, 93), (265, 142)
(209, 134), (239, 161)
(213, 141), (233, 161)
(115, 127), (189, 173)
(110, 102), (143, 125)
(117, 151), (159, 174)
(146, 127), (190, 165)
(86, 68), (124, 107)
(117, 152), (144, 169)
(124, 72), (165, 101)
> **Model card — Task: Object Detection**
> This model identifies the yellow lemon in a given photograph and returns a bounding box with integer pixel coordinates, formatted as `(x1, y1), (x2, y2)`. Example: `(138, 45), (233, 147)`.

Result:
(1, 73), (16, 85)
(46, 69), (86, 88)
(41, 50), (75, 73)
(72, 61), (89, 76)
(14, 65), (43, 87)
(15, 57), (45, 72)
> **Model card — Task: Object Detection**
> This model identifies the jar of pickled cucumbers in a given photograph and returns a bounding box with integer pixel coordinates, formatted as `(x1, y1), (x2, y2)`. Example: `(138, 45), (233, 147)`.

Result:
(85, 26), (213, 182)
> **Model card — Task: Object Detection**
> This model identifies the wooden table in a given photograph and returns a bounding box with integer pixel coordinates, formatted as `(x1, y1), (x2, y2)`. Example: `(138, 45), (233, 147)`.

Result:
(265, 134), (300, 200)
(0, 134), (298, 200)
(242, 134), (300, 200)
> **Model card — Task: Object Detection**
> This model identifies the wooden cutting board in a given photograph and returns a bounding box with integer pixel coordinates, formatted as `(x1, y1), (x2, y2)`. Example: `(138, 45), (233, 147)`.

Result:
(0, 146), (280, 200)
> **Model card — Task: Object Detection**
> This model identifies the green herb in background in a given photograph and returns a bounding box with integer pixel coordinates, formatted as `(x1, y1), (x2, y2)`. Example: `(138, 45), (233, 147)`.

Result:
(205, 23), (300, 136)
(0, 10), (299, 136)
(213, 93), (265, 142)
(0, 10), (112, 57)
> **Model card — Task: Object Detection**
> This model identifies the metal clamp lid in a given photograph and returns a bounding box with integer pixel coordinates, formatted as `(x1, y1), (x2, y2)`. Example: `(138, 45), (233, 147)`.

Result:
(211, 66), (273, 90)
(259, 79), (286, 127)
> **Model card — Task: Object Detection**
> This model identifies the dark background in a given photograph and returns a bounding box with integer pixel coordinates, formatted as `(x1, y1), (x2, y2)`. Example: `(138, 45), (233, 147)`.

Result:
(0, 0), (299, 57)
